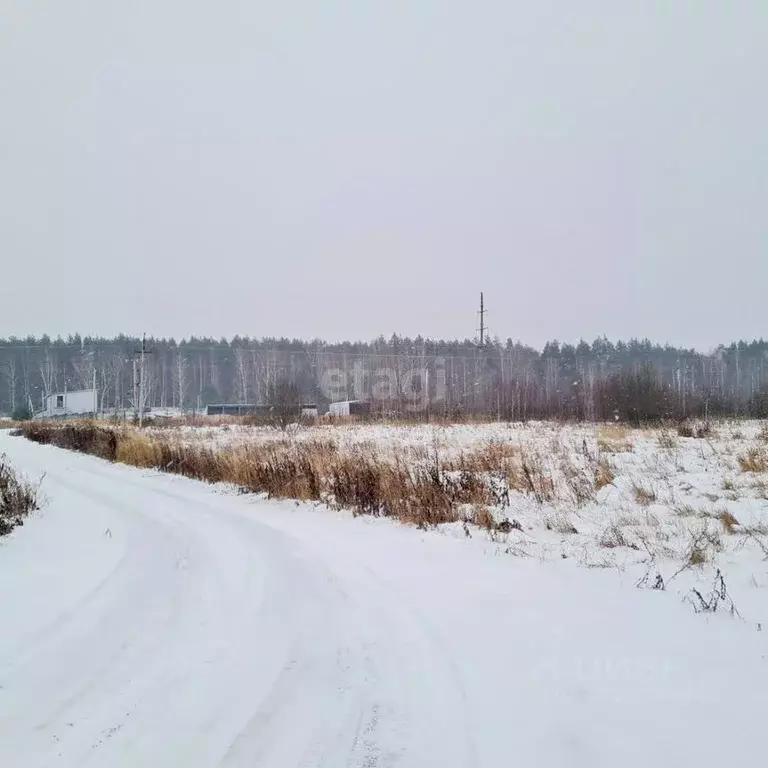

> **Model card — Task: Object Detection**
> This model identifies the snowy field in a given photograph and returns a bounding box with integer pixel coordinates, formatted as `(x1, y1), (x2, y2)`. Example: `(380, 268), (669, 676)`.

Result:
(1, 423), (767, 766)
(150, 418), (768, 627)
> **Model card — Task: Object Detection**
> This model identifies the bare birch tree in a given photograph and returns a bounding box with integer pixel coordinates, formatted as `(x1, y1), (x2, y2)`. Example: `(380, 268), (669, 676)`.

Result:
(173, 351), (189, 411)
(1, 356), (17, 413)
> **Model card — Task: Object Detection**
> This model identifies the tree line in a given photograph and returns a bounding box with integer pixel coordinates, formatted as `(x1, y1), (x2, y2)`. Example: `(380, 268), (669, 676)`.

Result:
(1, 334), (767, 422)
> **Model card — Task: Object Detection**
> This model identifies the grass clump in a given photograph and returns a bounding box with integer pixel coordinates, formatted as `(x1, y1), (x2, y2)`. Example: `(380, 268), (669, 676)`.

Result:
(657, 430), (676, 450)
(716, 509), (740, 534)
(594, 457), (615, 490)
(688, 546), (707, 566)
(738, 447), (768, 473)
(520, 454), (555, 503)
(677, 421), (713, 439)
(544, 514), (578, 535)
(684, 528), (723, 567)
(598, 524), (628, 549)
(0, 454), (39, 536)
(632, 481), (657, 507)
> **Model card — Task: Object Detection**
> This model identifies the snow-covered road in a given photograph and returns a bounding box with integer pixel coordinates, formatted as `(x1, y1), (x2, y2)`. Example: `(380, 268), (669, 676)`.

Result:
(1, 431), (766, 767)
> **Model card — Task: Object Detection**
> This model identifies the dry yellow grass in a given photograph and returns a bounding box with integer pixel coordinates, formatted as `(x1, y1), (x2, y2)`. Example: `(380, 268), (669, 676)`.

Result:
(597, 426), (634, 454)
(460, 440), (519, 472)
(116, 431), (162, 467)
(688, 546), (708, 566)
(0, 420), (28, 431)
(468, 505), (497, 531)
(716, 509), (740, 534)
(20, 423), (497, 527)
(738, 447), (768, 473)
(595, 457), (615, 490)
(598, 425), (631, 441)
(685, 528), (723, 566)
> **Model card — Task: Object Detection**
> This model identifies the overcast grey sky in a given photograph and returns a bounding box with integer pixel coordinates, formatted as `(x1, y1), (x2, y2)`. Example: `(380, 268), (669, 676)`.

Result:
(1, 1), (765, 350)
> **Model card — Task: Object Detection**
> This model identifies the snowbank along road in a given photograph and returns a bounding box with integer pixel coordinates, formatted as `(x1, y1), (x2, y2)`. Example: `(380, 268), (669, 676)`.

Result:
(0, 431), (766, 767)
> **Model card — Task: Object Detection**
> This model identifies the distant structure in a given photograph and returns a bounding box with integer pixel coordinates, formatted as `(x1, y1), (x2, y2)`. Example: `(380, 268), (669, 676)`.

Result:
(37, 388), (98, 419)
(327, 400), (371, 417)
(206, 403), (318, 418)
(205, 404), (270, 416)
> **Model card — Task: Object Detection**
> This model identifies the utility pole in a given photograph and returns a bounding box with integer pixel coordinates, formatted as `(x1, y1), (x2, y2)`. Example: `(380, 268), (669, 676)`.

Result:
(477, 292), (487, 348)
(475, 292), (489, 415)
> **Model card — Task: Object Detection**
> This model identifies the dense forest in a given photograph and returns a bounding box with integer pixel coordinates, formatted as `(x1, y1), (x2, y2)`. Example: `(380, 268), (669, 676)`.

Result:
(1, 334), (767, 421)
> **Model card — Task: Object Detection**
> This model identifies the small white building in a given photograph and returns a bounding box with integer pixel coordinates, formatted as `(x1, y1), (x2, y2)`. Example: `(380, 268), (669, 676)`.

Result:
(38, 388), (98, 418)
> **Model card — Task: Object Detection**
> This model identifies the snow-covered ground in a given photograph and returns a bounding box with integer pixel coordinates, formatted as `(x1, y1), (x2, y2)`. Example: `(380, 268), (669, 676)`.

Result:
(147, 419), (768, 625)
(1, 428), (767, 766)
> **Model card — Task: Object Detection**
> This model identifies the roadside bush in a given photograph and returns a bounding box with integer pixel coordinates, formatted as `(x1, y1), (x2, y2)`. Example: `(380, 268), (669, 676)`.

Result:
(0, 454), (39, 536)
(17, 422), (497, 529)
(21, 422), (117, 461)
